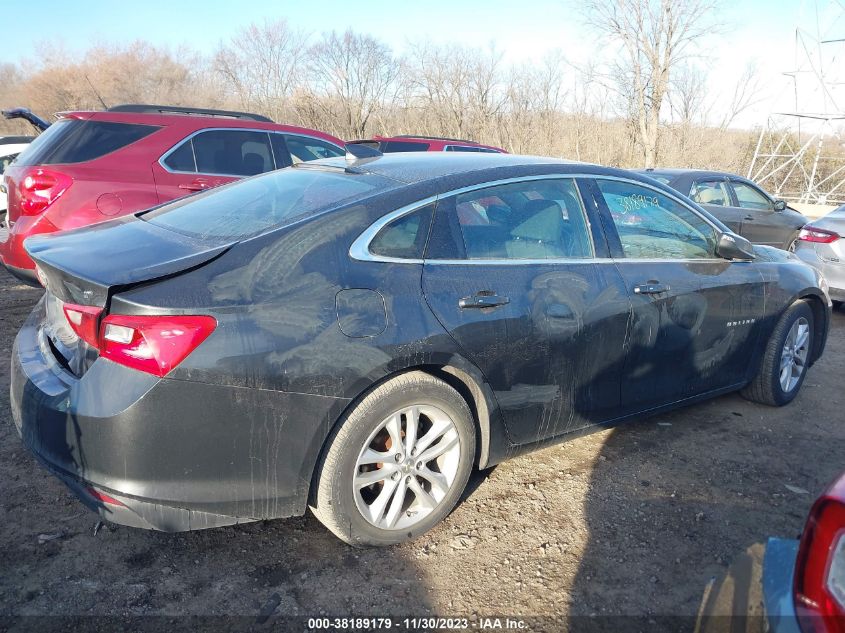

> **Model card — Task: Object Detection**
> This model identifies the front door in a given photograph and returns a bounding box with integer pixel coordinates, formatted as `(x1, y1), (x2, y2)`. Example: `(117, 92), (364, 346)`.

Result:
(728, 179), (788, 247)
(421, 177), (632, 445)
(590, 177), (765, 412)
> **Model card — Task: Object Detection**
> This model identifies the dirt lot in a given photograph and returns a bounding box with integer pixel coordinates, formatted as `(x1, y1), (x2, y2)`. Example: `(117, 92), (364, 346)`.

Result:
(1, 273), (844, 628)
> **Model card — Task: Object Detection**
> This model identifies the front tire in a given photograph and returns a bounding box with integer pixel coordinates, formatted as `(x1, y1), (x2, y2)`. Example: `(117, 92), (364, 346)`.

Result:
(311, 371), (475, 546)
(741, 300), (814, 406)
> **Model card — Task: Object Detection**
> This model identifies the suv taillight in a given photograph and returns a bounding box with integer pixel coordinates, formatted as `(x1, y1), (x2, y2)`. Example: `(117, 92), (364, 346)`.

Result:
(62, 303), (216, 377)
(795, 492), (845, 632)
(20, 168), (72, 215)
(799, 227), (841, 244)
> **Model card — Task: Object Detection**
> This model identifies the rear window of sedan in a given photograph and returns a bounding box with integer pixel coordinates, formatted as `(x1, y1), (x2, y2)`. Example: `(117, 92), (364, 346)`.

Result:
(142, 166), (396, 240)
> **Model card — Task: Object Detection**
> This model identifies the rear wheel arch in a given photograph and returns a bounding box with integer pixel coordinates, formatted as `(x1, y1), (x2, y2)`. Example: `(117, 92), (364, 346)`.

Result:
(307, 360), (501, 506)
(800, 292), (828, 365)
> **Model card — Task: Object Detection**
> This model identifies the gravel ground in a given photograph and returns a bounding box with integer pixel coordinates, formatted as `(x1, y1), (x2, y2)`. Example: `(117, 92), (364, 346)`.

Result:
(0, 273), (843, 628)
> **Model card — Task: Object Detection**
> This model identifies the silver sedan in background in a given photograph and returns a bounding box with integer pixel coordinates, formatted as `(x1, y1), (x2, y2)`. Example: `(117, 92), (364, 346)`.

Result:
(794, 204), (845, 307)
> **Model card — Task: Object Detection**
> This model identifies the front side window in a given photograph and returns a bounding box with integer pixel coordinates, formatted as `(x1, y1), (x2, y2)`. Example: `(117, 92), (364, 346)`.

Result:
(731, 181), (772, 210)
(368, 204), (434, 259)
(597, 179), (717, 260)
(689, 179), (731, 206)
(380, 141), (430, 153)
(284, 135), (344, 163)
(430, 178), (593, 260)
(444, 145), (501, 153)
(190, 130), (275, 176)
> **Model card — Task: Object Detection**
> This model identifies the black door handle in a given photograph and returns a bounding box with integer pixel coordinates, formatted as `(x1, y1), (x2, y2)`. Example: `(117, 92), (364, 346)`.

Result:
(459, 293), (510, 309)
(744, 215), (755, 221)
(633, 282), (670, 295)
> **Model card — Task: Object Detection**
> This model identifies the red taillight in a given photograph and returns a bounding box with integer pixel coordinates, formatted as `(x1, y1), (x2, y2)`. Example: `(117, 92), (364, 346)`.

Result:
(19, 168), (72, 215)
(61, 304), (216, 377)
(99, 314), (217, 377)
(795, 487), (845, 632)
(85, 486), (125, 507)
(799, 227), (841, 244)
(62, 303), (103, 348)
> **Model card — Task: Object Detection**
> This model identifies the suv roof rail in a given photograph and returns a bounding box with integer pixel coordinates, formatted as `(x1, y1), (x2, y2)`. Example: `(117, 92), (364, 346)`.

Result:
(0, 135), (35, 145)
(106, 104), (273, 123)
(394, 134), (479, 144)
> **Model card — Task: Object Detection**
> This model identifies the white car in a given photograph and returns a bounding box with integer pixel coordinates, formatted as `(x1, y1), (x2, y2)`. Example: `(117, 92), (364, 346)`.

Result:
(0, 136), (32, 225)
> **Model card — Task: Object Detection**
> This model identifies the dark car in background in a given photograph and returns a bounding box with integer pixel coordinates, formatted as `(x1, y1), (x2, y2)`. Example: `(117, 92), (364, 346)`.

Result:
(0, 104), (345, 284)
(12, 152), (829, 546)
(637, 169), (808, 250)
(350, 134), (506, 154)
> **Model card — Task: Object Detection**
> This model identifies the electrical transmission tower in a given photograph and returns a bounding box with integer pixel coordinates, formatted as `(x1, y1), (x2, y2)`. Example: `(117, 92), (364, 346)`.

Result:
(748, 0), (845, 205)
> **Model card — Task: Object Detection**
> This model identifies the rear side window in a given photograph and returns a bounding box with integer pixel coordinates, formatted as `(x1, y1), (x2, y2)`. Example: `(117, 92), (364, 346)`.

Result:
(188, 130), (275, 177)
(380, 141), (430, 152)
(15, 119), (159, 166)
(690, 180), (731, 206)
(368, 204), (434, 259)
(427, 178), (593, 260)
(143, 166), (395, 240)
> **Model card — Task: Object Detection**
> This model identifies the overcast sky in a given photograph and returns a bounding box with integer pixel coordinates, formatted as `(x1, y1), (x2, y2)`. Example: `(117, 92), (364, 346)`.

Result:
(6, 0), (845, 129)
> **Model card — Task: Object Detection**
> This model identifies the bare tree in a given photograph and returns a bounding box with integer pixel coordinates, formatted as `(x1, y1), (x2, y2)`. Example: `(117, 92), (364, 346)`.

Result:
(719, 61), (764, 129)
(580, 0), (720, 167)
(214, 19), (309, 122)
(307, 30), (398, 139)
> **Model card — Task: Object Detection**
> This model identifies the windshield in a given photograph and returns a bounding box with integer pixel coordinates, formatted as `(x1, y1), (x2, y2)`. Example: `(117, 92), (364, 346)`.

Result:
(142, 165), (397, 240)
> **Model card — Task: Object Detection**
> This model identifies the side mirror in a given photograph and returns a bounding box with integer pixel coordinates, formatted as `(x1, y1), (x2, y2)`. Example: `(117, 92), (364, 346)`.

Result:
(774, 199), (787, 212)
(717, 232), (755, 261)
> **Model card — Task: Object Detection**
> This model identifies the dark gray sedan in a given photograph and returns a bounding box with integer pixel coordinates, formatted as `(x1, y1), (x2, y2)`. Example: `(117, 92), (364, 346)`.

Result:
(10, 152), (832, 546)
(636, 169), (808, 250)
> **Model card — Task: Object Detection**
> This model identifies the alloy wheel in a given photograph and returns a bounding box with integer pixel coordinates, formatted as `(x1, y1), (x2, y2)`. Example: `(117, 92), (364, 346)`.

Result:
(353, 404), (461, 531)
(780, 316), (810, 393)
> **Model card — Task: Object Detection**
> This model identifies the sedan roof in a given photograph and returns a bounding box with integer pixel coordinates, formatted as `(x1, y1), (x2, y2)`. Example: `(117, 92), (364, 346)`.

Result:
(303, 152), (615, 184)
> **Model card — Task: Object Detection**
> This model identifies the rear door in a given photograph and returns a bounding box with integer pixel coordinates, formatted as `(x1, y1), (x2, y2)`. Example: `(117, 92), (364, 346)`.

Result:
(153, 129), (276, 202)
(589, 177), (765, 412)
(422, 176), (632, 444)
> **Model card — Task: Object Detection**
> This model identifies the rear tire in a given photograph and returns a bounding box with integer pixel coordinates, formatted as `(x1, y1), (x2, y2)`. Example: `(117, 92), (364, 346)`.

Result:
(741, 300), (814, 406)
(310, 371), (475, 547)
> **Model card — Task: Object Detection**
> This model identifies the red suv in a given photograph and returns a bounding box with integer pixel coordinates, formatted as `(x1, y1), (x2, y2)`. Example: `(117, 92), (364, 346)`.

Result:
(352, 135), (506, 153)
(0, 104), (345, 284)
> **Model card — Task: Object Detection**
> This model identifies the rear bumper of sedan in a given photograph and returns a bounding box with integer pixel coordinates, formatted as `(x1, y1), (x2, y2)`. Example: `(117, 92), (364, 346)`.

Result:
(10, 306), (347, 532)
(794, 242), (845, 301)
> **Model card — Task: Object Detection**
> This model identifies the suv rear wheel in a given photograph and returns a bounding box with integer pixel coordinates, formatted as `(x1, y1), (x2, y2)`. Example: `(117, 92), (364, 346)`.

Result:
(311, 371), (475, 546)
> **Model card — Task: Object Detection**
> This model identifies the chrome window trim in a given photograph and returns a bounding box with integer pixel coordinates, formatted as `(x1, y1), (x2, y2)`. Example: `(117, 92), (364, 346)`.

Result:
(158, 128), (344, 178)
(349, 173), (727, 264)
(349, 195), (439, 264)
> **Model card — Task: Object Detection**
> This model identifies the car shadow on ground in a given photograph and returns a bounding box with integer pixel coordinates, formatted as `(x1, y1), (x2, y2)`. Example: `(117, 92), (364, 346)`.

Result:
(565, 304), (845, 628)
